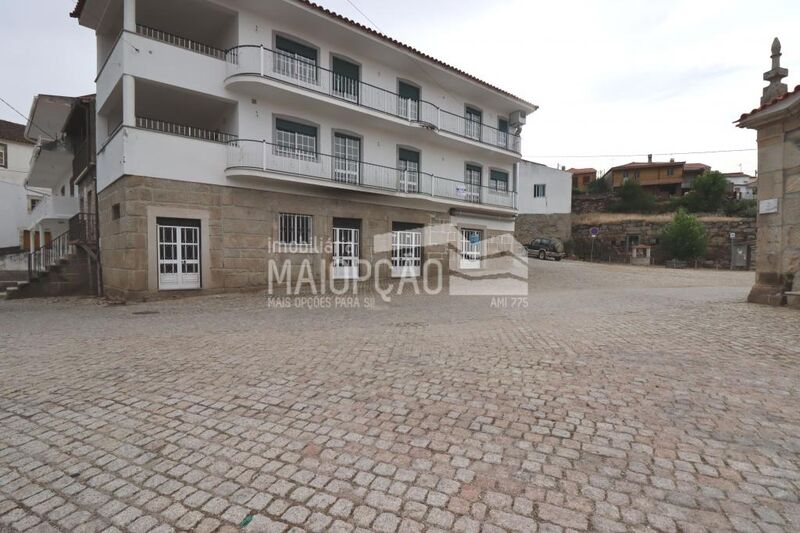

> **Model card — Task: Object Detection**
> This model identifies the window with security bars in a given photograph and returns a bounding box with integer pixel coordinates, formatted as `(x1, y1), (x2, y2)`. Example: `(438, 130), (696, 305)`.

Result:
(465, 106), (482, 140)
(333, 134), (360, 183)
(398, 148), (420, 192)
(0, 144), (7, 168)
(274, 35), (318, 84)
(533, 183), (547, 198)
(279, 213), (313, 245)
(275, 119), (317, 161)
(464, 165), (482, 203)
(490, 170), (509, 192)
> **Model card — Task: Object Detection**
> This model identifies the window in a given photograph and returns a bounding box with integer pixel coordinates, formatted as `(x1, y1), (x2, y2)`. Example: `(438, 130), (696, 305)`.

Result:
(112, 203), (121, 220)
(490, 169), (509, 192)
(533, 183), (547, 198)
(333, 133), (361, 184)
(391, 222), (422, 277)
(623, 170), (629, 178)
(275, 118), (317, 161)
(0, 143), (6, 168)
(497, 118), (509, 148)
(465, 106), (482, 140)
(29, 197), (40, 213)
(398, 148), (420, 192)
(331, 56), (359, 102)
(464, 164), (482, 203)
(398, 81), (420, 121)
(667, 167), (674, 176)
(279, 213), (313, 245)
(274, 35), (318, 84)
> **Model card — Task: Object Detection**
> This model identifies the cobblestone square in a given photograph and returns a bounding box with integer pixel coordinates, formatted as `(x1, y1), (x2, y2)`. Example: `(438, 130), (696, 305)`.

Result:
(1, 261), (799, 532)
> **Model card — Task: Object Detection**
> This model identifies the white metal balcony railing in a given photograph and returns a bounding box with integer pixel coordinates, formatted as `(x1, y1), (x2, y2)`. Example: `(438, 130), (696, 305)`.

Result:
(136, 117), (236, 144)
(27, 195), (80, 228)
(136, 24), (226, 60)
(227, 139), (516, 209)
(226, 45), (522, 153)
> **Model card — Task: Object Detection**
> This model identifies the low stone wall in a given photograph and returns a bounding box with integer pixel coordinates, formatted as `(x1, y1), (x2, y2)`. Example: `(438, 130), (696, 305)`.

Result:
(569, 214), (757, 268)
(514, 213), (571, 244)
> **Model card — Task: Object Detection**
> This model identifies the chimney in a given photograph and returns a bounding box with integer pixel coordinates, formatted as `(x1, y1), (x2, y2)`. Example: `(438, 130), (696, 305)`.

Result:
(762, 37), (789, 105)
(670, 158), (675, 163)
(647, 154), (652, 163)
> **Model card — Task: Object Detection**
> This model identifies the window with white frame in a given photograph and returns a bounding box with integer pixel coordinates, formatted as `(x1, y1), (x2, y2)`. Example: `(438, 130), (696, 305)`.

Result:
(533, 184), (547, 198)
(279, 213), (313, 245)
(275, 119), (317, 161)
(490, 169), (509, 192)
(0, 143), (7, 168)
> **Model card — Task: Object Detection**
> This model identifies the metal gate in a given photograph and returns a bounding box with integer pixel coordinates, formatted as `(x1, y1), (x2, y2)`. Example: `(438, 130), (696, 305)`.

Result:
(332, 227), (360, 280)
(460, 228), (482, 269)
(391, 230), (421, 277)
(158, 223), (200, 290)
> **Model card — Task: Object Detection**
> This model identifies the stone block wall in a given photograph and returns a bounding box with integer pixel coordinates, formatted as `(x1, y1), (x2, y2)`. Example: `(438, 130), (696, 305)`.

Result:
(570, 216), (757, 268)
(98, 175), (452, 300)
(514, 213), (572, 245)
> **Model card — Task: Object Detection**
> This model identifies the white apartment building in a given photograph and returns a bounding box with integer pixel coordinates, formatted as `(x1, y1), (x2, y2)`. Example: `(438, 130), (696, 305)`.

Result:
(0, 120), (40, 255)
(72, 0), (537, 299)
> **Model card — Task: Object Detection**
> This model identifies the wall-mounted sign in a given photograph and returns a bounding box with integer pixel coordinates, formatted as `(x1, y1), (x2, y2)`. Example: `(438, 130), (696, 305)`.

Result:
(456, 186), (466, 198)
(759, 198), (779, 214)
(590, 227), (600, 238)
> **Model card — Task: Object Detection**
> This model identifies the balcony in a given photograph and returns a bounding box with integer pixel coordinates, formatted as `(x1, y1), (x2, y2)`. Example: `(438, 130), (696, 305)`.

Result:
(27, 195), (80, 229)
(226, 139), (516, 210)
(136, 117), (235, 144)
(136, 24), (226, 60)
(225, 45), (522, 154)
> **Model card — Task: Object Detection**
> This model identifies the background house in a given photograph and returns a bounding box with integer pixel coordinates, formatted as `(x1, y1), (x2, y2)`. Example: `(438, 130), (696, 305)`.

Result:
(0, 120), (40, 255)
(515, 160), (572, 243)
(609, 156), (711, 196)
(723, 171), (758, 199)
(568, 167), (596, 192)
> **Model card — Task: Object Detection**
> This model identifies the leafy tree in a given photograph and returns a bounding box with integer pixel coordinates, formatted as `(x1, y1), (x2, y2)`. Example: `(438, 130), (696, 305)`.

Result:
(661, 209), (708, 260)
(587, 175), (610, 194)
(611, 179), (655, 213)
(683, 171), (728, 212)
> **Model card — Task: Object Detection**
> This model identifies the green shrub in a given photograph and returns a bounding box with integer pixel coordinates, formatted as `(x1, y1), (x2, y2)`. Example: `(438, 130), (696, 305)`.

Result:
(684, 171), (728, 212)
(661, 209), (708, 260)
(610, 180), (655, 213)
(723, 199), (757, 218)
(587, 176), (610, 194)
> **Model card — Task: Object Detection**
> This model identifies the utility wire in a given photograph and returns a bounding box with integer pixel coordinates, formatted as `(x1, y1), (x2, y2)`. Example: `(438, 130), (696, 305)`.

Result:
(0, 95), (52, 140)
(529, 148), (756, 159)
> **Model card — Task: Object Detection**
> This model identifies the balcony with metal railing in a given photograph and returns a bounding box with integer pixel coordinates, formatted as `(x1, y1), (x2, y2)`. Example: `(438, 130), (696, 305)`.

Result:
(136, 117), (235, 144)
(226, 139), (516, 210)
(225, 45), (522, 154)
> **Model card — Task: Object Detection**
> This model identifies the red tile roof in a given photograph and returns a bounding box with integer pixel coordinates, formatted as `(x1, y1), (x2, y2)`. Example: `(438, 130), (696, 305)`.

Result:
(70, 0), (536, 110)
(0, 119), (33, 144)
(568, 168), (596, 174)
(737, 84), (800, 123)
(611, 161), (684, 171)
(683, 163), (711, 172)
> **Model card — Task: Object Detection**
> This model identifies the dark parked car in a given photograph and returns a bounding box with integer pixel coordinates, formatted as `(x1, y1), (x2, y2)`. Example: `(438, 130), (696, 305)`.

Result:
(527, 238), (566, 261)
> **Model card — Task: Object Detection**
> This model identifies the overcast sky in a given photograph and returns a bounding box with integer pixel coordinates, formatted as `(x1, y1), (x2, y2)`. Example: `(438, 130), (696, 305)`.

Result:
(2, 0), (799, 175)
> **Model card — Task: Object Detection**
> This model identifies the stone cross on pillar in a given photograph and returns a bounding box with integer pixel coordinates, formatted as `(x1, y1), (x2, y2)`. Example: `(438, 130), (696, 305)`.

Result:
(762, 37), (789, 105)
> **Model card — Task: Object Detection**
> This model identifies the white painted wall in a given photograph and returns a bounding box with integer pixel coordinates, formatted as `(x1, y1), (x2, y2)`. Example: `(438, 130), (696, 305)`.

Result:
(0, 140), (37, 249)
(516, 160), (572, 214)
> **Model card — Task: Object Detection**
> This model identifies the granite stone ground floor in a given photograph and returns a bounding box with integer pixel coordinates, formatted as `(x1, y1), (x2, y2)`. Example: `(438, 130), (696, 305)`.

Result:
(1, 261), (799, 532)
(96, 175), (514, 301)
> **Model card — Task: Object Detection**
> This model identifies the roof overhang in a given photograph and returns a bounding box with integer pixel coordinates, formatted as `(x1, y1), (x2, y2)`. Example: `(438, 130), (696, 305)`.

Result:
(25, 95), (74, 143)
(736, 88), (800, 129)
(27, 140), (73, 189)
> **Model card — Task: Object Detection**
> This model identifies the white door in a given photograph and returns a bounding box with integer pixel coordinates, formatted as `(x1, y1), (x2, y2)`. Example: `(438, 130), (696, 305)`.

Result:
(460, 229), (482, 269)
(158, 223), (200, 290)
(333, 134), (360, 184)
(391, 230), (422, 277)
(332, 227), (359, 280)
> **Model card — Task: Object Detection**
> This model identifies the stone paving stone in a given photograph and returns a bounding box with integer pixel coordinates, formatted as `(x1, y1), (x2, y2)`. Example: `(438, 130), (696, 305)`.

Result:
(0, 263), (798, 532)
